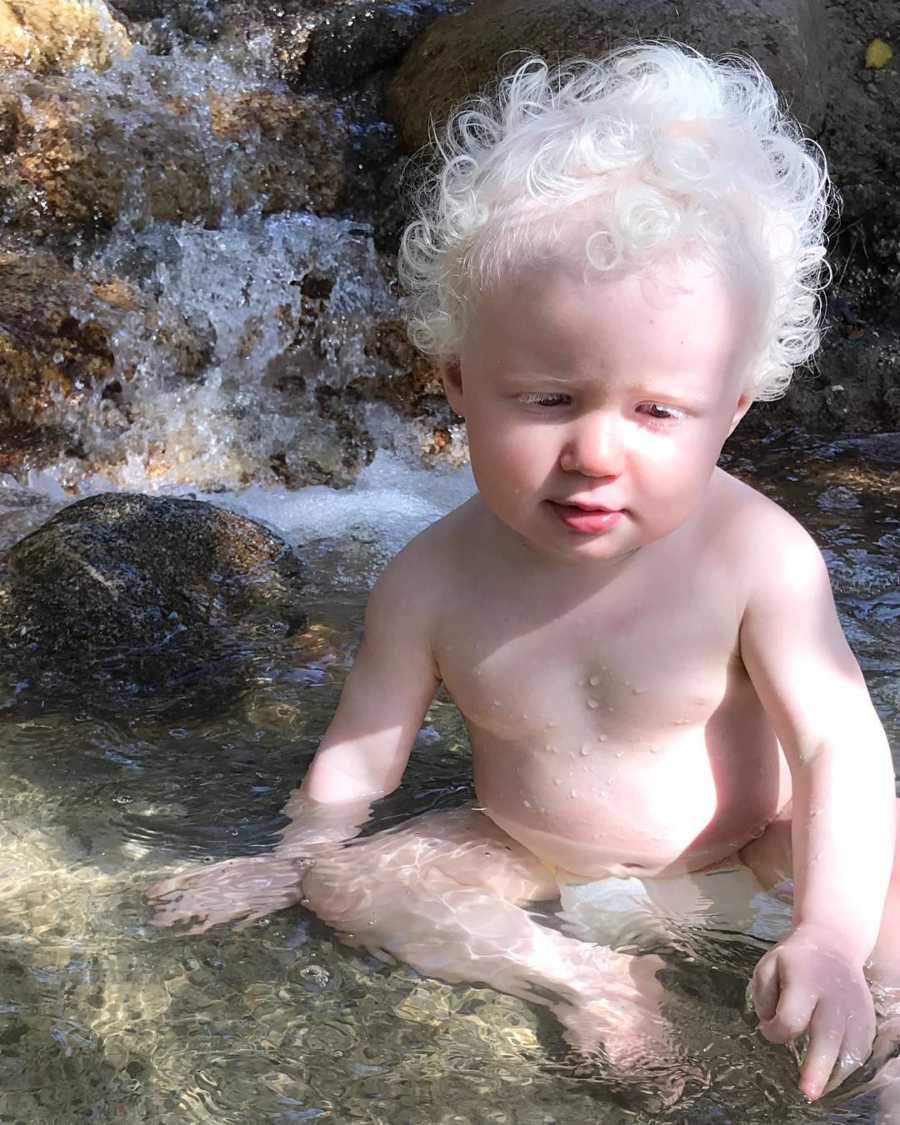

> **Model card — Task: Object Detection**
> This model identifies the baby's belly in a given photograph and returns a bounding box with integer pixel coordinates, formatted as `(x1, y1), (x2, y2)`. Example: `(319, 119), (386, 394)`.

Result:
(473, 728), (792, 879)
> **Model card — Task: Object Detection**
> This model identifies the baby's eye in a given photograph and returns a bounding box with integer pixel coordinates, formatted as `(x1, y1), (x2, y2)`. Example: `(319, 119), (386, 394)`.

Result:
(519, 392), (571, 408)
(637, 402), (682, 422)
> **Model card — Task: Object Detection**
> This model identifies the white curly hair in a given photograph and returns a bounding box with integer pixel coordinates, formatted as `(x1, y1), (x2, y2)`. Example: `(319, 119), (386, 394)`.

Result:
(399, 43), (835, 400)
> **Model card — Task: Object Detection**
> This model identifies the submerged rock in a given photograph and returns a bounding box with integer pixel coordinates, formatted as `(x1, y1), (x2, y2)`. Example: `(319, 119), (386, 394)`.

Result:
(0, 493), (308, 693)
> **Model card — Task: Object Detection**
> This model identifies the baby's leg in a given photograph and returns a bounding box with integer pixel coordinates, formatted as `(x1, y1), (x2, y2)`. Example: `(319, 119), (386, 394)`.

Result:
(301, 807), (668, 1063)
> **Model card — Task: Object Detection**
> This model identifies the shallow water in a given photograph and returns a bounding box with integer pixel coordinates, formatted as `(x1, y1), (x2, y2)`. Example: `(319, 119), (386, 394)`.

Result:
(0, 436), (897, 1124)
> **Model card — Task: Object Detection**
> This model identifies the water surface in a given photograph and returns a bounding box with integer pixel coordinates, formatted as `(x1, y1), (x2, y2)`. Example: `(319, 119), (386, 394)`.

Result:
(0, 437), (896, 1124)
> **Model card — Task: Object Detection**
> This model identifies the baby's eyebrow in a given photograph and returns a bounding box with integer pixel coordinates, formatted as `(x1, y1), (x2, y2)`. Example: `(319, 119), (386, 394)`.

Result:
(499, 371), (706, 402)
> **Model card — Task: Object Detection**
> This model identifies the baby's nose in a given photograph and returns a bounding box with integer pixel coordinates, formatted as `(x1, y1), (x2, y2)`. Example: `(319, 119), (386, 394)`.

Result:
(560, 413), (625, 477)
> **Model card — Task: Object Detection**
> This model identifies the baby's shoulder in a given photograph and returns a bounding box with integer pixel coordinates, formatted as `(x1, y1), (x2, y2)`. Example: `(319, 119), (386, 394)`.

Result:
(705, 469), (825, 587)
(372, 497), (479, 609)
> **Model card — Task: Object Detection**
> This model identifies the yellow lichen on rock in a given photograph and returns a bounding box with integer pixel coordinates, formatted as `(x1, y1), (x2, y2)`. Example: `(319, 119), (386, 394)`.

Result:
(0, 0), (131, 74)
(864, 37), (893, 69)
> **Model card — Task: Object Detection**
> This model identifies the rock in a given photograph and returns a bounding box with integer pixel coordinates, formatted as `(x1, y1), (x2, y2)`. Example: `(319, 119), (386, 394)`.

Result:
(281, 0), (461, 94)
(209, 90), (347, 216)
(0, 0), (131, 74)
(0, 492), (308, 691)
(0, 73), (347, 236)
(0, 249), (215, 475)
(0, 249), (121, 418)
(387, 0), (826, 152)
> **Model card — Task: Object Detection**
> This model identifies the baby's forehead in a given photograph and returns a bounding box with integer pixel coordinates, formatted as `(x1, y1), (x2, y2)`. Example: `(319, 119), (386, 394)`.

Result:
(477, 239), (736, 309)
(464, 251), (759, 390)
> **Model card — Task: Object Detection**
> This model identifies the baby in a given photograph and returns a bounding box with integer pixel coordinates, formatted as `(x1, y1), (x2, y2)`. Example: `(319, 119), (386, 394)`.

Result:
(149, 44), (900, 1107)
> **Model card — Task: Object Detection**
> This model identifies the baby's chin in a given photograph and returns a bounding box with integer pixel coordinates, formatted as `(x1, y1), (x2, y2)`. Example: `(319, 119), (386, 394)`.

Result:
(514, 525), (648, 568)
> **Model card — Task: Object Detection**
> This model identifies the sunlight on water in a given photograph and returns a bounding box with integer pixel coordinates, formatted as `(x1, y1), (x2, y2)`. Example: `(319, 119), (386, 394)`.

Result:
(0, 433), (896, 1123)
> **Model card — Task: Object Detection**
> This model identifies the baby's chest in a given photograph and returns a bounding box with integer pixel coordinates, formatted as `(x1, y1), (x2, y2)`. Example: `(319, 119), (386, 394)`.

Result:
(437, 591), (742, 740)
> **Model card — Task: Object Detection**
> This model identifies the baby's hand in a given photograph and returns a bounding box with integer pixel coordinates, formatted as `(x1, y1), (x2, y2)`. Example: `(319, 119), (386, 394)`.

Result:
(146, 853), (311, 934)
(751, 923), (875, 1101)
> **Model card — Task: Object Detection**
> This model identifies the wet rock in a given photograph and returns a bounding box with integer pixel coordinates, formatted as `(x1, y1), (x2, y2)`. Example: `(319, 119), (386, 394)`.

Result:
(281, 0), (463, 94)
(0, 492), (308, 688)
(0, 249), (215, 475)
(0, 73), (347, 237)
(0, 0), (132, 74)
(0, 249), (122, 420)
(387, 0), (826, 152)
(209, 90), (347, 216)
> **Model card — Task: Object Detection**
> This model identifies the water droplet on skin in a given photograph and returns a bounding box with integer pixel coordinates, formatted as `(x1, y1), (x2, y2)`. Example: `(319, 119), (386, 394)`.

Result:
(553, 778), (561, 786)
(648, 746), (657, 754)
(492, 699), (501, 707)
(615, 751), (624, 759)
(587, 699), (600, 710)
(544, 744), (553, 752)
(674, 718), (689, 726)
(589, 674), (601, 687)
(568, 789), (576, 799)
(598, 734), (608, 743)
(523, 799), (532, 809)
(580, 744), (590, 756)
(632, 686), (648, 695)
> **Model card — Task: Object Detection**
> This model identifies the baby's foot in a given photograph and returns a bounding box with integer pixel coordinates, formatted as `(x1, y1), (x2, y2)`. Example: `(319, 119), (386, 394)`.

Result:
(550, 950), (706, 1109)
(147, 854), (308, 932)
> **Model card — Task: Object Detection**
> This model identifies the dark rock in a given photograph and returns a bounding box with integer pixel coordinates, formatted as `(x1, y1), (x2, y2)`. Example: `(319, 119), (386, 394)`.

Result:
(279, 0), (464, 94)
(387, 0), (826, 152)
(0, 493), (308, 691)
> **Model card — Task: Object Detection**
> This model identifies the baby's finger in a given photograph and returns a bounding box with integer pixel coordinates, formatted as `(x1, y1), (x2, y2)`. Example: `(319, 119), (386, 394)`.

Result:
(751, 954), (780, 1022)
(800, 1003), (844, 1101)
(822, 1008), (876, 1095)
(759, 982), (817, 1045)
(822, 1044), (868, 1098)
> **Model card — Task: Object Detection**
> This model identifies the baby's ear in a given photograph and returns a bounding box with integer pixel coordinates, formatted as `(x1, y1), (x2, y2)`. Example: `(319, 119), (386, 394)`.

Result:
(440, 359), (465, 417)
(727, 390), (754, 436)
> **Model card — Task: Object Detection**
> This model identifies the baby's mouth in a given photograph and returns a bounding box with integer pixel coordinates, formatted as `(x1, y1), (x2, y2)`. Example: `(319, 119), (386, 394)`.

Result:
(547, 501), (625, 533)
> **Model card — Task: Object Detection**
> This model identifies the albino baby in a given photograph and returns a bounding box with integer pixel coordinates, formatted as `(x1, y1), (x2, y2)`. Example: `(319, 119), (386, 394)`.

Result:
(149, 45), (900, 1110)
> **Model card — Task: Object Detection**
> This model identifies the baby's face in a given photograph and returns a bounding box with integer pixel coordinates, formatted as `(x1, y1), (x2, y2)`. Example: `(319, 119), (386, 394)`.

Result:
(447, 255), (755, 565)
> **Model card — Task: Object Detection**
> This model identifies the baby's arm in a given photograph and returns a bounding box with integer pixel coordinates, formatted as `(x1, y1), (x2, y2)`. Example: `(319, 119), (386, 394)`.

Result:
(739, 509), (896, 1100)
(148, 535), (443, 929)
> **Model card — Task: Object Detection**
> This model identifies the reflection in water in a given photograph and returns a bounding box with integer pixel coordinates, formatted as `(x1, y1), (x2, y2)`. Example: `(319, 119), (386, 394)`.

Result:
(0, 433), (897, 1123)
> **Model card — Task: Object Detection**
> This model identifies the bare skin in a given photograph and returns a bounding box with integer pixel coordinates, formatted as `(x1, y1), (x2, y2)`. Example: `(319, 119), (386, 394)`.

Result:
(149, 258), (898, 1107)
